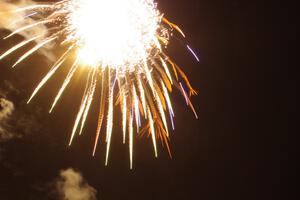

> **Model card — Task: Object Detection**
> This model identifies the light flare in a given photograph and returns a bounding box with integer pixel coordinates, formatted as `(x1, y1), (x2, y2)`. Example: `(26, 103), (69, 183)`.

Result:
(0, 0), (199, 168)
(67, 0), (160, 69)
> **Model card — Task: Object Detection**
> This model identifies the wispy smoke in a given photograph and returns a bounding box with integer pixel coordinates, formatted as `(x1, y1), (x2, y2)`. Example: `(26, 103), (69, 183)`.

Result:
(0, 81), (41, 142)
(0, 0), (55, 62)
(55, 168), (97, 200)
(0, 98), (14, 121)
(0, 98), (15, 141)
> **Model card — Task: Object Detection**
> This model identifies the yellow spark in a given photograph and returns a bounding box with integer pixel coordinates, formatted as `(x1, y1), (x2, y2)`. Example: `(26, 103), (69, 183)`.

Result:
(137, 76), (147, 116)
(4, 19), (53, 39)
(154, 91), (169, 137)
(0, 35), (41, 60)
(70, 93), (88, 145)
(27, 45), (74, 104)
(129, 110), (134, 169)
(12, 37), (56, 68)
(160, 57), (173, 85)
(105, 70), (114, 166)
(161, 80), (174, 117)
(132, 85), (140, 132)
(122, 89), (127, 144)
(79, 69), (97, 135)
(49, 58), (79, 113)
(148, 107), (158, 158)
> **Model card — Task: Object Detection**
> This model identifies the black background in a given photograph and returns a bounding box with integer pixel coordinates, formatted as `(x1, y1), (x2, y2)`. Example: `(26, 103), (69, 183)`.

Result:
(0, 0), (287, 199)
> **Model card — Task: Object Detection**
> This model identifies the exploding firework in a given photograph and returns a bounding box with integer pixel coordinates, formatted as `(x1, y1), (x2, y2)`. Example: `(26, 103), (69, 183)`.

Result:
(0, 0), (199, 168)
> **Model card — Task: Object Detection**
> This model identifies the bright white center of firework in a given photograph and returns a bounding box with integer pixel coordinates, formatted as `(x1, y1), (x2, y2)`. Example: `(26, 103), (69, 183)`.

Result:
(68, 0), (160, 68)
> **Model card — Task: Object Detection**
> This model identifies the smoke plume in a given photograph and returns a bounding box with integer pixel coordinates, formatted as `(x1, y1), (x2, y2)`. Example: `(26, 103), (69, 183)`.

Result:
(55, 168), (97, 200)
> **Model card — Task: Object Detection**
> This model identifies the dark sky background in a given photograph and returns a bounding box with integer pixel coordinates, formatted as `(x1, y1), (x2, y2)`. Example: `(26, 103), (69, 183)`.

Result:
(0, 0), (286, 200)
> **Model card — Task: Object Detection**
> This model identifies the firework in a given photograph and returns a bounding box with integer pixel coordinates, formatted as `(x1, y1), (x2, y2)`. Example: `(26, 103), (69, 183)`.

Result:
(0, 0), (198, 168)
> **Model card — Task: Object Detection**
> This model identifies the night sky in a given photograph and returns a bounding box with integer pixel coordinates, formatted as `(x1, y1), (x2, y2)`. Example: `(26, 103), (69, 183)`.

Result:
(0, 0), (285, 200)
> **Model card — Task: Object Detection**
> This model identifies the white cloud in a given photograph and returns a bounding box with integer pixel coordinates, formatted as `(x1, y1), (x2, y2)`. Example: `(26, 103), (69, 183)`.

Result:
(56, 168), (97, 200)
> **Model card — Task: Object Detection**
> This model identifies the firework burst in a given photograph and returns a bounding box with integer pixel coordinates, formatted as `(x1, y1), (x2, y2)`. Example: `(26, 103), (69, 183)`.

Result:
(0, 0), (199, 168)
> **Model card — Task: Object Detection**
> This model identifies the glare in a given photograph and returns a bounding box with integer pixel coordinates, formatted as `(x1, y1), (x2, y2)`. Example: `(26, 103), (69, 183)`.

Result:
(67, 0), (160, 69)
